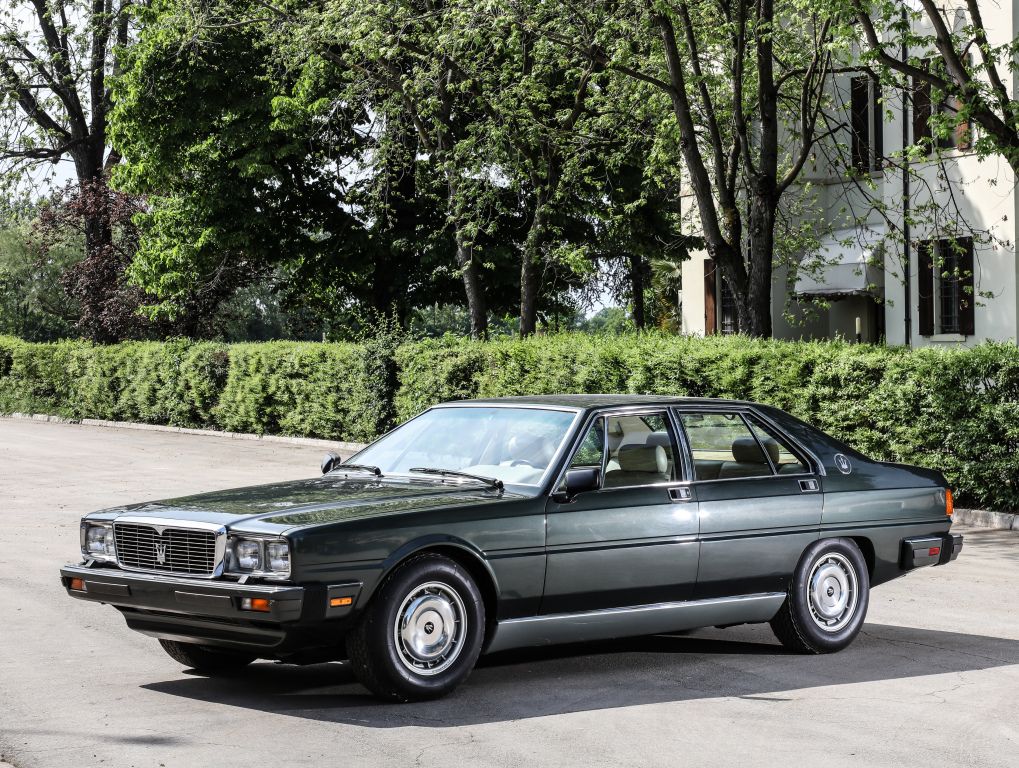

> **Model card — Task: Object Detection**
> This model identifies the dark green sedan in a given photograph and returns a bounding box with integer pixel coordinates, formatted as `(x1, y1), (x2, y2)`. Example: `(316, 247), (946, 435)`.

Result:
(61, 395), (962, 701)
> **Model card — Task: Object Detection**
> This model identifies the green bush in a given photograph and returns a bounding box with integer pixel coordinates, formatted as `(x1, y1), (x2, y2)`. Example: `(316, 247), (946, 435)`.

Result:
(2, 332), (1018, 511)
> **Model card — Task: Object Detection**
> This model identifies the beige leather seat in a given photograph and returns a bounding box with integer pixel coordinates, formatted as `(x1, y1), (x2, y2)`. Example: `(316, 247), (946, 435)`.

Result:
(603, 445), (670, 488)
(717, 437), (776, 479)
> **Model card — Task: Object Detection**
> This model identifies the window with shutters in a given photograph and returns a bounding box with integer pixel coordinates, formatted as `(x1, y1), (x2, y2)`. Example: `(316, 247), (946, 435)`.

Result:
(917, 238), (975, 336)
(911, 58), (972, 153)
(851, 74), (883, 172)
(719, 277), (738, 335)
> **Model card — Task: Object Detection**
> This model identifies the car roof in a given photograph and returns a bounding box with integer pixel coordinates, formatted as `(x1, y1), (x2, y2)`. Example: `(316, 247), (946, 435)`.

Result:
(438, 394), (756, 410)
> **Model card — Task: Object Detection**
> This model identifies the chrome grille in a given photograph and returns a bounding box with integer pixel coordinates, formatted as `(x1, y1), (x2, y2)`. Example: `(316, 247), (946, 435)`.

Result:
(114, 523), (218, 576)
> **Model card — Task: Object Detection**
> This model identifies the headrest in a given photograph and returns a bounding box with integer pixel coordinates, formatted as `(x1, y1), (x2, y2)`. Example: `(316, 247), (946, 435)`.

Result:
(644, 432), (673, 449)
(731, 436), (775, 464)
(760, 437), (781, 465)
(617, 444), (668, 474)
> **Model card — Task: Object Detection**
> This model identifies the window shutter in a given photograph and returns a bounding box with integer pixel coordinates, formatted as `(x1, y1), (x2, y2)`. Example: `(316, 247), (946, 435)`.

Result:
(871, 79), (883, 163)
(704, 260), (717, 336)
(958, 238), (975, 335)
(912, 75), (932, 147)
(917, 241), (935, 337)
(851, 75), (869, 170)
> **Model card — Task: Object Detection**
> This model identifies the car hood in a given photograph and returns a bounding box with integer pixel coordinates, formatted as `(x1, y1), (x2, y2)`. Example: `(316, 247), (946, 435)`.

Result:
(98, 475), (520, 534)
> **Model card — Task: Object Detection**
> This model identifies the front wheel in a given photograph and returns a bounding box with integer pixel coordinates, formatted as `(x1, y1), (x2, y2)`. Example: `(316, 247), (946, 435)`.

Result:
(347, 554), (485, 702)
(770, 538), (870, 654)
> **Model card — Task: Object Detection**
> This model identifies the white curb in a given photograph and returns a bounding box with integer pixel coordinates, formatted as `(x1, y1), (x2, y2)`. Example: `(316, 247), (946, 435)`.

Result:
(953, 508), (1017, 532)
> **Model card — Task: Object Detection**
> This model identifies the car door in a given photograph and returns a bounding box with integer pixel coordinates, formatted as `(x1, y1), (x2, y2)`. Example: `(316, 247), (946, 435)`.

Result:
(673, 407), (823, 600)
(541, 409), (699, 614)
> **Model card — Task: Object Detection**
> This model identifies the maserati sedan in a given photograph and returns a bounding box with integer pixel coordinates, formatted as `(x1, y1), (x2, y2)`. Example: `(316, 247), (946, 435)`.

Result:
(61, 395), (961, 701)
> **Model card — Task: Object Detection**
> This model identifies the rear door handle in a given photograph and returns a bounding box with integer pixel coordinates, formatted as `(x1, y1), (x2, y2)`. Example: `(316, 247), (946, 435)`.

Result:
(799, 479), (820, 493)
(670, 487), (693, 502)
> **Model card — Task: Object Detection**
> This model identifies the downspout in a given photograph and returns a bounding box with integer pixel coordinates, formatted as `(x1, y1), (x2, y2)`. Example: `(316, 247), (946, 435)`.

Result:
(901, 5), (912, 347)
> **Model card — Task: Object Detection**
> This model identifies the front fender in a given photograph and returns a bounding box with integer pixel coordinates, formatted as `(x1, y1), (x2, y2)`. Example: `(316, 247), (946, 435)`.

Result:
(365, 533), (500, 606)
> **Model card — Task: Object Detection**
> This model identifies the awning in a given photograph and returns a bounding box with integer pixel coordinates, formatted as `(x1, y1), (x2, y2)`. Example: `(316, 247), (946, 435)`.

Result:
(794, 227), (885, 300)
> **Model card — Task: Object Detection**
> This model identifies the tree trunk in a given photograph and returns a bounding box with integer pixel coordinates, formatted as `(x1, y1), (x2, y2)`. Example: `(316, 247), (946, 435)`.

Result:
(455, 231), (488, 339)
(743, 190), (776, 338)
(519, 201), (547, 337)
(629, 252), (646, 329)
(445, 179), (487, 339)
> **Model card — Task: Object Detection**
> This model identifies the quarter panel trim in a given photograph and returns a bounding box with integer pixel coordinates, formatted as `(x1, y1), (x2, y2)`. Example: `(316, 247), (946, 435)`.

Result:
(485, 592), (785, 653)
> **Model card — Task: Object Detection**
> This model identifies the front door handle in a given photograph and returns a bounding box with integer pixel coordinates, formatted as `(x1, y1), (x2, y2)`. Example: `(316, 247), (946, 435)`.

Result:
(670, 487), (693, 502)
(799, 478), (820, 492)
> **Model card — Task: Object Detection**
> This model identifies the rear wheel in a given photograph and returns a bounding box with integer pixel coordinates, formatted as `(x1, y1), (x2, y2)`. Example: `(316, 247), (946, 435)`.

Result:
(158, 639), (256, 673)
(770, 538), (869, 654)
(347, 554), (485, 702)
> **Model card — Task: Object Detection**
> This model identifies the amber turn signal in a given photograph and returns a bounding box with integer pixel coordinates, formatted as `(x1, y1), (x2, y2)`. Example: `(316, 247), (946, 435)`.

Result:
(945, 489), (954, 516)
(330, 596), (353, 608)
(240, 597), (271, 612)
(69, 577), (86, 592)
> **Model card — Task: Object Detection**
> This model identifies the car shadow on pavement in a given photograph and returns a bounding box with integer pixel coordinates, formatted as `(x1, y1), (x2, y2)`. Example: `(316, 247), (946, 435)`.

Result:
(142, 621), (1019, 727)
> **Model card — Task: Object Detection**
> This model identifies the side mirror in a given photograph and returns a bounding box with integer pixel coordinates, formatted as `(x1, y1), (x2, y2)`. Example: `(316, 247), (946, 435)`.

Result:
(321, 452), (341, 475)
(558, 467), (600, 501)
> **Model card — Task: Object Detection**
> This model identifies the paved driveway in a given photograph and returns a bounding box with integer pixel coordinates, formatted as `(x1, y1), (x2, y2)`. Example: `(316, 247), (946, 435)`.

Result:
(1, 419), (1016, 768)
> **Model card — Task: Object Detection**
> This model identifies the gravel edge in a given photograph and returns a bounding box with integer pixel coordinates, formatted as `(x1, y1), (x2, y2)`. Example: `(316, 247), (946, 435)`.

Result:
(1, 412), (367, 453)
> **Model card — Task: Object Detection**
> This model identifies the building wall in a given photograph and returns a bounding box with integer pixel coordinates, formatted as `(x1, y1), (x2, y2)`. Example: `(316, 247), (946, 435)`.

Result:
(680, 1), (1018, 346)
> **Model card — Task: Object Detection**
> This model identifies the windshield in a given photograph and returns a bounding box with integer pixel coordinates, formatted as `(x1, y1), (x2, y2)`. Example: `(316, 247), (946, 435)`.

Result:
(346, 406), (578, 487)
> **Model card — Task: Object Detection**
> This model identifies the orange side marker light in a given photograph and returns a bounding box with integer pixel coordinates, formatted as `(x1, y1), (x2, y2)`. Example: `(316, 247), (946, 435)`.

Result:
(330, 596), (353, 608)
(69, 577), (86, 592)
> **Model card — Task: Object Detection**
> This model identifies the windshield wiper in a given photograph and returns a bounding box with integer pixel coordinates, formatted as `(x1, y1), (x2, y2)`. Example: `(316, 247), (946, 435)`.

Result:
(336, 463), (383, 477)
(408, 467), (504, 490)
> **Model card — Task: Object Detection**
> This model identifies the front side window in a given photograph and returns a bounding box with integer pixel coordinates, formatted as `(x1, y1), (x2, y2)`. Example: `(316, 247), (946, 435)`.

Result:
(560, 412), (679, 490)
(349, 406), (577, 487)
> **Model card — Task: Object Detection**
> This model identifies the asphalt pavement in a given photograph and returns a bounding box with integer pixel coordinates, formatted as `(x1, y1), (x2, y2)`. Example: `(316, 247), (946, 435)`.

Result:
(1, 418), (1016, 768)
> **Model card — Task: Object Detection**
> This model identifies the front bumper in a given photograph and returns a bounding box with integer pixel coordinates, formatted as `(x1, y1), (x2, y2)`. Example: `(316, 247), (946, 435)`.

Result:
(61, 563), (363, 654)
(61, 563), (307, 622)
(900, 532), (963, 570)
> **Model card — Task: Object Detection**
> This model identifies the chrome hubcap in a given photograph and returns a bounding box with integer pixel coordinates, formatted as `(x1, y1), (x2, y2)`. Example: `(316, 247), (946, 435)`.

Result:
(806, 552), (858, 632)
(394, 581), (466, 676)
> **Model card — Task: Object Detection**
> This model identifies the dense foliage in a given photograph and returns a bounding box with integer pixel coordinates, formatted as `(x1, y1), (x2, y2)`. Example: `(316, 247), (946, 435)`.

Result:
(2, 333), (1016, 511)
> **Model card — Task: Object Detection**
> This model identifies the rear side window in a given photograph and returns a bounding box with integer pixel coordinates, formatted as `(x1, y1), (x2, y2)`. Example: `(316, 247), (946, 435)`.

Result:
(748, 418), (809, 474)
(678, 412), (772, 480)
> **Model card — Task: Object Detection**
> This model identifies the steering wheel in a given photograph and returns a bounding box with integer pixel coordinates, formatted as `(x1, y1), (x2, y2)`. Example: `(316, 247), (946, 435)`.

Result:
(510, 459), (537, 468)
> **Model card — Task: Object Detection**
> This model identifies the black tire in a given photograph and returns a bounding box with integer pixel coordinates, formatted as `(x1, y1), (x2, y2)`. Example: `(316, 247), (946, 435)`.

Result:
(770, 538), (870, 654)
(347, 554), (485, 702)
(158, 639), (256, 674)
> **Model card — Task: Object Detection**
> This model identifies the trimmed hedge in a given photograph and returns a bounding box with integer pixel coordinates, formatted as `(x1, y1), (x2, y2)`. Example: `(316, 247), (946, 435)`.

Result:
(3, 333), (1018, 511)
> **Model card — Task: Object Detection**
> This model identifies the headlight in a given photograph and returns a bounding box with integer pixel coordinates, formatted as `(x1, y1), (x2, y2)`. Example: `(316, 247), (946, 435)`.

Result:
(83, 523), (115, 560)
(235, 540), (261, 571)
(229, 537), (290, 578)
(266, 541), (290, 572)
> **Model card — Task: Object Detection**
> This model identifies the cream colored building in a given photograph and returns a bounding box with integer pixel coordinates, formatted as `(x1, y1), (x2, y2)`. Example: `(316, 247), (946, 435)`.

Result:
(680, 4), (1018, 346)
